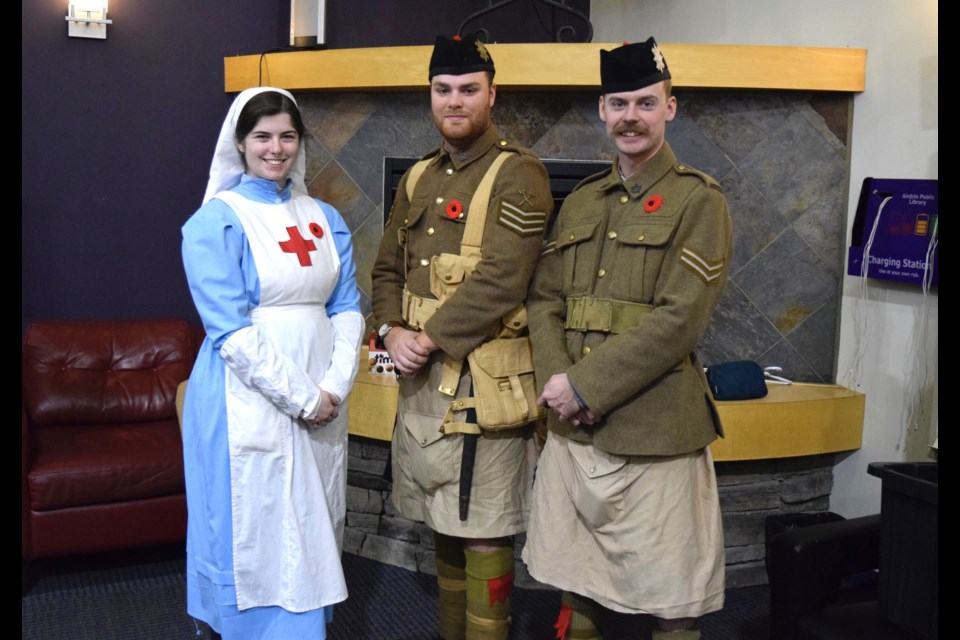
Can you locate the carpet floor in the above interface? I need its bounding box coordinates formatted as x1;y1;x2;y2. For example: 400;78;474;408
22;550;770;639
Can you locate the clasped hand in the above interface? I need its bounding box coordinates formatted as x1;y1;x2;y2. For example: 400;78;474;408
537;373;598;426
304;390;340;428
383;327;436;377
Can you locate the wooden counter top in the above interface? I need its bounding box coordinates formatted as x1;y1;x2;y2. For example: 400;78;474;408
349;349;865;462
711;382;864;461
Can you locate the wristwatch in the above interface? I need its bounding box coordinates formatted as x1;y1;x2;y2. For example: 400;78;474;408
376;321;400;349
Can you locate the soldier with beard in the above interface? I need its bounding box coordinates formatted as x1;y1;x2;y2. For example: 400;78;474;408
372;33;553;640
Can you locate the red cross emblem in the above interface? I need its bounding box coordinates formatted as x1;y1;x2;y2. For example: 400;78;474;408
278;226;317;267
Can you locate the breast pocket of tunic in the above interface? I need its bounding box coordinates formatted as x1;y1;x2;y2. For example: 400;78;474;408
402;192;433;228
556;220;600;293
431;191;473;225
610;222;676;301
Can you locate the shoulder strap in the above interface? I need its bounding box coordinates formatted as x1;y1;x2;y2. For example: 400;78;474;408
437;150;518;399
404;159;433;201
461;151;515;254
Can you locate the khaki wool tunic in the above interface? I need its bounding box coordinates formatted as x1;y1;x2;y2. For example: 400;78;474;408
371;125;553;537
522;142;731;617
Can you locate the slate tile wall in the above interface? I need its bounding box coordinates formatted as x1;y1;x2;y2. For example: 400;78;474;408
296;88;850;382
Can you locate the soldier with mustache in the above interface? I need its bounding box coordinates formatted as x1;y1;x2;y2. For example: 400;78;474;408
522;38;732;640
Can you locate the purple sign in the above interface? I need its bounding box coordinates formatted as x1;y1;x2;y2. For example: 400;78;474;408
847;178;938;287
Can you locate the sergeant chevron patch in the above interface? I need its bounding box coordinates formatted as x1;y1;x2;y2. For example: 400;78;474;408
679;245;724;284
498;201;547;237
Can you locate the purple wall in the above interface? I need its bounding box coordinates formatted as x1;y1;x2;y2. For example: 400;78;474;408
21;0;588;329
22;0;286;329
326;1;592;48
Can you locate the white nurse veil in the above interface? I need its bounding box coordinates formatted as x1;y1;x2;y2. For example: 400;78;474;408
202;86;308;205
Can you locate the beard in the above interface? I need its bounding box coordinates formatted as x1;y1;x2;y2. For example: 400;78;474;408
434;112;490;149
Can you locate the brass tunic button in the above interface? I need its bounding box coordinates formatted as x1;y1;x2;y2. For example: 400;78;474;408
678;164;687;171
499;139;509;146
638;233;645;242
619;194;629;204
420;258;430;267
597;268;606;277
608;231;618;240
435;196;444;204
445;168;454;175
427;227;435;236
403;218;408;225
582;346;591;355
568;233;576;241
458;213;464;219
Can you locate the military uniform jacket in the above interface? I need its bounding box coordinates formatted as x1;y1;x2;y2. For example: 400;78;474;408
372;126;553;361
527;142;732;456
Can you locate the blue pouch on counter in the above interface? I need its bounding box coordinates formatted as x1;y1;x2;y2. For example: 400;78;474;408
706;360;768;401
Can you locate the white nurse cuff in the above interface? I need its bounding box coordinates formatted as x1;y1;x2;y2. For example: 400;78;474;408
219;325;322;418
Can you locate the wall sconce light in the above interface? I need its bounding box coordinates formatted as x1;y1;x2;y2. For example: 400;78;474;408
66;1;112;39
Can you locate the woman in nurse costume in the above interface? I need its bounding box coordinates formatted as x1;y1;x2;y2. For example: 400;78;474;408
181;87;364;639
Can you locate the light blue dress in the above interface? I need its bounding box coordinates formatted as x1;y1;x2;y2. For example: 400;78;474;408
181;175;362;638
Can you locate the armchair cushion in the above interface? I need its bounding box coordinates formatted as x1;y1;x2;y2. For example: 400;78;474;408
23;320;195;426
29;422;185;510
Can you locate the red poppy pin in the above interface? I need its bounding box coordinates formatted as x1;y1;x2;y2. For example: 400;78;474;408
309;222;324;239
446;199;464;219
643;195;663;213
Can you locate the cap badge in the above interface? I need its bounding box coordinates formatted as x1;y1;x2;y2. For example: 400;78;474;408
652;43;666;73
475;40;491;62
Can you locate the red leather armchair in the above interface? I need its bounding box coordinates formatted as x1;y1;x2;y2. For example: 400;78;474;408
22;319;200;582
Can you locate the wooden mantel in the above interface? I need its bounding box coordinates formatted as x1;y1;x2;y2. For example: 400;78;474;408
224;43;866;93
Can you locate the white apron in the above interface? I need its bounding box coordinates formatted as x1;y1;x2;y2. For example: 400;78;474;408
217;190;348;613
